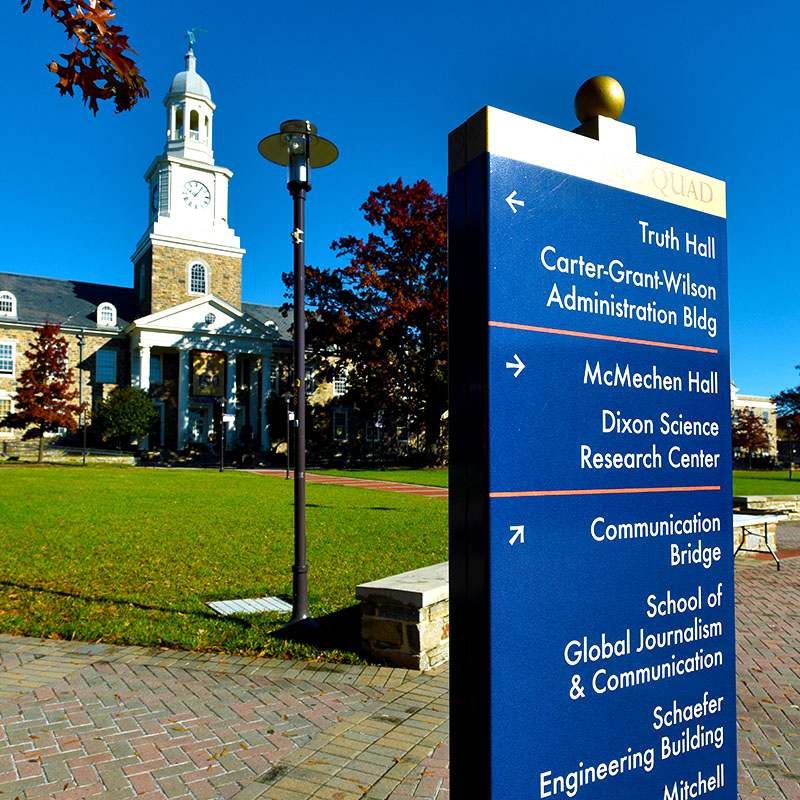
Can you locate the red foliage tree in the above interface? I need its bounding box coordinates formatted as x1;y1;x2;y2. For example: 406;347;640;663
1;323;84;462
732;407;771;469
292;179;448;462
22;0;148;113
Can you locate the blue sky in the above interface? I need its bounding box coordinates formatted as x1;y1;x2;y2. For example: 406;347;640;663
2;0;798;397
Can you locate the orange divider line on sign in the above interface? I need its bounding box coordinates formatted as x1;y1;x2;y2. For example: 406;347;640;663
490;486;721;498
487;321;719;354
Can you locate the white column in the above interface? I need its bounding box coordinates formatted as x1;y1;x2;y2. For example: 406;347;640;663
260;355;271;451
136;344;152;449
248;357;258;440
130;345;141;389
225;352;236;450
177;349;190;450
138;344;151;392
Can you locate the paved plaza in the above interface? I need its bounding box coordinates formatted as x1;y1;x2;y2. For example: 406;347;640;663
2;523;800;798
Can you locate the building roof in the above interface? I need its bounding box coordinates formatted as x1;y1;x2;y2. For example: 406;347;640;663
0;271;137;332
241;302;292;346
166;49;212;102
0;270;291;344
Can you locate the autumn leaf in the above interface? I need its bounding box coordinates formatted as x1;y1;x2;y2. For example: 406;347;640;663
21;0;148;113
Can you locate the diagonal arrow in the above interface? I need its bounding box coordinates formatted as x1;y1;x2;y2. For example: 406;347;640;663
509;525;525;546
506;190;524;213
505;354;525;378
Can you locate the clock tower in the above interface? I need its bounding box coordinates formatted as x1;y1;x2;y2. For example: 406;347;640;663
131;44;244;316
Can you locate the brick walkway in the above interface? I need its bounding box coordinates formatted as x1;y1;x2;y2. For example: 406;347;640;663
0;641;448;800
2;527;800;798
251;471;449;499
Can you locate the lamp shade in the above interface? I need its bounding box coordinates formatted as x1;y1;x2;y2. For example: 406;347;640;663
258;119;338;168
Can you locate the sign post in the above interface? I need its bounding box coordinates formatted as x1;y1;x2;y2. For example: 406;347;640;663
449;79;736;799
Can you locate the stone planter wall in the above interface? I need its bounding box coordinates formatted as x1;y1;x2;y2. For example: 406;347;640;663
356;563;449;672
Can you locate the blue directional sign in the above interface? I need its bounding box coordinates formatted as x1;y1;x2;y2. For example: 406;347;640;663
449;107;735;799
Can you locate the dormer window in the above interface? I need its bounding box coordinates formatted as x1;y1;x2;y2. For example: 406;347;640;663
97;302;117;327
188;261;208;294
0;291;16;317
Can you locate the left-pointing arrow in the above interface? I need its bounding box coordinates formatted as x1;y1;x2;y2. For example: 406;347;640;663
505;354;525;378
509;525;525;545
506;190;524;213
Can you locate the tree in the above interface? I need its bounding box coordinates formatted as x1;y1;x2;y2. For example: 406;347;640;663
0;322;84;462
22;0;148;113
774;368;800;418
732;407;770;469
92;386;157;448
290;178;447;463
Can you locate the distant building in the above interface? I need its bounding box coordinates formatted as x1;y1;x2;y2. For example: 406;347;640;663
730;381;778;463
1;46;291;452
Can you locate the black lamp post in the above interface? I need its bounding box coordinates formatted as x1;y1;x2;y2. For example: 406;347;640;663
789;421;793;481
258;120;338;628
76;331;87;466
283;391;293;480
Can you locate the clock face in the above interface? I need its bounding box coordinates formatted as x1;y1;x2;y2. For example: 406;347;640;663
182;180;211;209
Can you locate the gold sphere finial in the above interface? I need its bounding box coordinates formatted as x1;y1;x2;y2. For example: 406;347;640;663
574;76;625;124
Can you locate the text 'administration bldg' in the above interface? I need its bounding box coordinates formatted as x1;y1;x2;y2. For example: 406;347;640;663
0;46;291;452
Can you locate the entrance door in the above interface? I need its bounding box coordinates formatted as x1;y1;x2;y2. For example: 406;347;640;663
188;406;210;444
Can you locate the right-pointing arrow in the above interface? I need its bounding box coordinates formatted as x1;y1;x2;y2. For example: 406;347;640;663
509;525;525;546
505;354;525;378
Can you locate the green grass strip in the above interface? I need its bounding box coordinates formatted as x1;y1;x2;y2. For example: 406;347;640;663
0;465;447;663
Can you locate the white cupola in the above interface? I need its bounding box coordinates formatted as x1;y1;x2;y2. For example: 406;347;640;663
164;45;215;164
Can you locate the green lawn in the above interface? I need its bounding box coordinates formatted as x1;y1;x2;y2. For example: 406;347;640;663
4;464;792;663
0;465;447;663
733;470;800;496
310;467;449;488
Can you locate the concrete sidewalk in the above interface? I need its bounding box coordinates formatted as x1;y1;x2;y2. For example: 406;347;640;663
2;533;800;799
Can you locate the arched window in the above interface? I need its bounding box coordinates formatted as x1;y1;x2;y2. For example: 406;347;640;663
0;291;16;317
97;302;117;326
176;107;184;138
188;262;208;294
190;110;200;140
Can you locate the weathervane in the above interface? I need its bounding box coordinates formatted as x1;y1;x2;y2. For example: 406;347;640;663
185;27;208;49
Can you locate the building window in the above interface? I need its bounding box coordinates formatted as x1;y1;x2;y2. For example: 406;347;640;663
366;420;382;442
305;363;316;394
0;342;15;375
270;362;280;393
333;409;348;442
97;302;117;326
397;420;410;443
96;350;117;383
188;262;208;294
0;292;16;317
333;370;347;396
0;396;13;435
150;354;162;384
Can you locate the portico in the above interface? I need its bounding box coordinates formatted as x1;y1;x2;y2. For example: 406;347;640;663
128;294;278;450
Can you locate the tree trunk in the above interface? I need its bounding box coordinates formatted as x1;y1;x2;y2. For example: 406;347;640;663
37;434;44;463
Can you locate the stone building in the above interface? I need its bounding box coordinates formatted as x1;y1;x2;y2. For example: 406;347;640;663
0;46;289;453
731;381;778;462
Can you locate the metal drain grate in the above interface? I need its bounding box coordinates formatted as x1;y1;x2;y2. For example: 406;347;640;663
207;597;293;616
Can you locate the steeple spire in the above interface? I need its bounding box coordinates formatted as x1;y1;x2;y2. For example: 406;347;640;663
163;37;215;164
